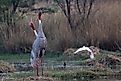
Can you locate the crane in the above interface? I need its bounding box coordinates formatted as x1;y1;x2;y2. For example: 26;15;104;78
74;46;95;60
29;12;47;76
29;18;38;37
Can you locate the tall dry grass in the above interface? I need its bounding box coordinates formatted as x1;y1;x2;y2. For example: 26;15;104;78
0;16;34;53
43;12;74;51
44;0;121;51
0;0;121;53
86;1;121;51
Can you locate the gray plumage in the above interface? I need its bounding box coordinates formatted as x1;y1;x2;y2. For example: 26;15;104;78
30;19;47;68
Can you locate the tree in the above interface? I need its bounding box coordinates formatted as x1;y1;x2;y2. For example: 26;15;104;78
54;0;95;30
0;0;36;26
76;0;95;23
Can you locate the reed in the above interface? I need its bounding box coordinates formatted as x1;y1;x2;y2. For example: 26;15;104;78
0;0;121;52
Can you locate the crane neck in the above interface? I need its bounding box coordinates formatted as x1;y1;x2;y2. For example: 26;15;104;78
37;20;46;38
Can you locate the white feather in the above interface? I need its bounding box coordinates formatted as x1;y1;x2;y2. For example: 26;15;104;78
33;30;38;37
90;52;94;59
74;46;95;59
39;20;42;24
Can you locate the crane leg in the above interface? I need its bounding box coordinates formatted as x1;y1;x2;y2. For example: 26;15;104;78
41;57;44;76
41;49;45;76
36;66;39;76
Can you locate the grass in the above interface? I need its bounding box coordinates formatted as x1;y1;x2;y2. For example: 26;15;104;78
0;53;29;63
1;67;118;81
1;66;113;81
0;50;120;65
0;50;121;81
43;65;116;81
47;69;99;80
0;0;121;53
10;71;34;79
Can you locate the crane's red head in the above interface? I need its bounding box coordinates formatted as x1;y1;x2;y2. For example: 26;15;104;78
29;19;35;30
38;11;42;20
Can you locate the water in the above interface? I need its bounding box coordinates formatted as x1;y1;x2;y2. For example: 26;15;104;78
59;79;121;81
8;60;121;81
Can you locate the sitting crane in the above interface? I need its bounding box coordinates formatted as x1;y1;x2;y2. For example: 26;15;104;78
74;46;95;60
29;12;47;76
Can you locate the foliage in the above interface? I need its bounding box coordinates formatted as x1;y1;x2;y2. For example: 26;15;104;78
0;0;36;25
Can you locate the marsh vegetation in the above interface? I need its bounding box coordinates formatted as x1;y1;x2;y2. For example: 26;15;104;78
0;0;121;81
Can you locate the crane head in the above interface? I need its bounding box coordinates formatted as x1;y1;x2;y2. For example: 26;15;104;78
38;11;42;20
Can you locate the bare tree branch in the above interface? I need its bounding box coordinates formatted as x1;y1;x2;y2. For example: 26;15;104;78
65;0;72;28
87;0;95;19
76;0;82;16
55;0;95;30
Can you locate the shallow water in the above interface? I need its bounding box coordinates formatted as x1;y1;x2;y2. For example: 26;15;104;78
9;60;121;81
61;79;121;81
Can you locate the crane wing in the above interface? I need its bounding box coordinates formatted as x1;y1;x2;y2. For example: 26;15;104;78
74;47;86;54
74;46;92;54
83;47;92;53
74;46;95;59
90;52;94;59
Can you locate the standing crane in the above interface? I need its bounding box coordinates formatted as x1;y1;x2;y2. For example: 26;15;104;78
29;12;47;76
74;46;95;60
